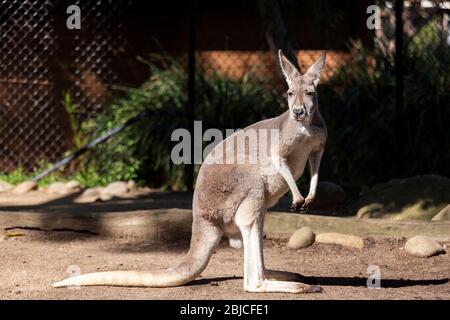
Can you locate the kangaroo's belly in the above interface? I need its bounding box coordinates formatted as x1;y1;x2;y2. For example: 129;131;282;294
263;174;289;208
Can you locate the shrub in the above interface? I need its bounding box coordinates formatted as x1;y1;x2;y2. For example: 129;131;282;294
77;55;285;190
319;18;450;186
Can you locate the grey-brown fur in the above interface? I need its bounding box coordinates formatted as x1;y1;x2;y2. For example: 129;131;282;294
53;50;327;293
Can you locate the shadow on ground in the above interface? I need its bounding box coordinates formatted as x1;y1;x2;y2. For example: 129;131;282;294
189;273;449;289
0;190;292;244
0;190;193;214
0;191;195;243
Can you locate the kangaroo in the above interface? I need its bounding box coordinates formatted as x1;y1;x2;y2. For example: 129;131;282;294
53;50;327;293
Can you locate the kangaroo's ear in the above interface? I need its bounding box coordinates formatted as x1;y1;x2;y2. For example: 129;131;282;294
305;51;327;86
278;49;300;87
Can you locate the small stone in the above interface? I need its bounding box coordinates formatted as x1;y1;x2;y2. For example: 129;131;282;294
12;180;37;195
360;185;370;195
404;235;445;258
76;187;102;203
431;205;450;221
315;232;364;249
65;180;81;192
47;182;69;194
127;180;137;191
83;188;101;197
0;181;13;193
100;193;113;202
102;181;128;196
287;227;315;249
352;175;450;220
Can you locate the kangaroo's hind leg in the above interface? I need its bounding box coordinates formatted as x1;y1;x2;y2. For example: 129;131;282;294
235;198;322;294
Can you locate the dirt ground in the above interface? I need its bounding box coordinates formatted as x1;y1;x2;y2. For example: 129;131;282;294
1;228;448;300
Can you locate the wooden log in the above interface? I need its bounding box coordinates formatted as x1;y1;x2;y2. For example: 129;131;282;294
1;209;449;241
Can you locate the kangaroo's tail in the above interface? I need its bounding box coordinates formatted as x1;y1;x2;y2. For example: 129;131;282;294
53;218;222;288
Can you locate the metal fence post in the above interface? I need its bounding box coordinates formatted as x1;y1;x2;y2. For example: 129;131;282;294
186;0;197;191
395;0;404;163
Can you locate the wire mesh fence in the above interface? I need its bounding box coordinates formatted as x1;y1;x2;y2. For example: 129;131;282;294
0;0;448;187
0;0;61;171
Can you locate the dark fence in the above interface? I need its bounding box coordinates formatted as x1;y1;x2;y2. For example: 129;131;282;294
0;0;449;187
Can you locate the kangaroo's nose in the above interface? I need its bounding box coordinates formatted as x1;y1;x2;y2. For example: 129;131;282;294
293;108;305;117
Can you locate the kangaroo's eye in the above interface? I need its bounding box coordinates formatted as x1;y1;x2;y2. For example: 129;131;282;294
287;91;294;97
305;91;315;97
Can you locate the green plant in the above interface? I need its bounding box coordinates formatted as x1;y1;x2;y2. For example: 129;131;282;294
0;168;29;185
62;91;85;149
77;54;285;190
319;19;450;186
0;166;66;187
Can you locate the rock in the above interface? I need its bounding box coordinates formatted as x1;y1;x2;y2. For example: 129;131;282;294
65;180;81;192
76;187;102;203
287;227;315;249
315;232;364;249
47;182;69;195
100;193;114;202
404;235;445;257
0;181;13;193
310;181;346;211
360;185;370;195
12;181;37;195
349;175;450;221
340;183;363;199
102;181;129;196
83;187;102;197
431;205;450;221
127;180;137;191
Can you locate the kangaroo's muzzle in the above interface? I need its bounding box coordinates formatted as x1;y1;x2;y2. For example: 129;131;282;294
293;107;307;121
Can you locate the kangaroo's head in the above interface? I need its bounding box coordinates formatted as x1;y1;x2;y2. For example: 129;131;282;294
278;50;326;124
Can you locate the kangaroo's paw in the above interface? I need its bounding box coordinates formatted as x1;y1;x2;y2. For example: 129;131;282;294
245;279;323;294
301;197;315;211
290;198;306;213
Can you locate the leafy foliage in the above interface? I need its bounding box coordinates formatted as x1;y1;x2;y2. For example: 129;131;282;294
77;55;285;190
0;167;63;187
319;19;450;186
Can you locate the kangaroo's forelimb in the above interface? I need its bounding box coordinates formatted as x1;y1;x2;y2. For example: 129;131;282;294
303;148;324;209
271;155;306;213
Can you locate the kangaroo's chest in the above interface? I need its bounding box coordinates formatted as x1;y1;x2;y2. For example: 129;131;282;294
287;143;312;179
282;124;325;173
262;125;326;207
260;142;309;203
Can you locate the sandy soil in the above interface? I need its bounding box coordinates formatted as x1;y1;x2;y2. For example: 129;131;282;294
1;229;448;300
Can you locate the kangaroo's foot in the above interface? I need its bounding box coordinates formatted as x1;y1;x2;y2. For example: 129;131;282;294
249;270;322;293
245;279;322;294
237;199;322;294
